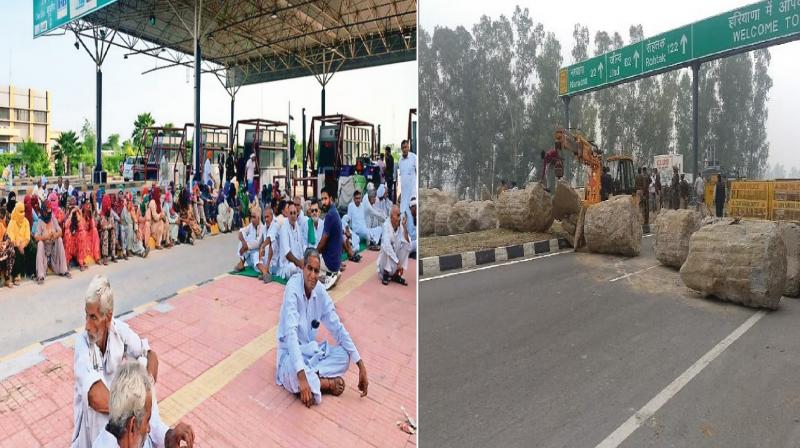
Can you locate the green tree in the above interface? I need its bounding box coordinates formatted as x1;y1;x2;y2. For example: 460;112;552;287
80;119;97;171
52;130;80;175
18;139;51;177
132;112;156;149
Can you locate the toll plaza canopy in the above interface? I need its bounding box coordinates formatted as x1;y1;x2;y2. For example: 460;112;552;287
58;0;417;86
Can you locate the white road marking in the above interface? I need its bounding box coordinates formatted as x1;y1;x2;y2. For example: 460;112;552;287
595;310;767;448
609;264;660;282
420;250;573;282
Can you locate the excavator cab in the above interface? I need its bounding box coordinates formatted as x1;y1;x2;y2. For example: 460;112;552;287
606;155;636;195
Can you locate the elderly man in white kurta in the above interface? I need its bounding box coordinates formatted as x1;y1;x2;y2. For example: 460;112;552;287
364;189;387;246
375;184;393;218
73;275;193;448
234;204;265;272
276;248;369;407
398;139;417;214
91;361;194;448
377;205;411;286
278;202;304;279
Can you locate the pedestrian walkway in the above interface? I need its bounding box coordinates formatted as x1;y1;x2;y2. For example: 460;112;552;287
0;250;417;447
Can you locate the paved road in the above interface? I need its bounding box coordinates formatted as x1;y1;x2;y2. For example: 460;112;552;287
420;236;800;447
0;232;239;357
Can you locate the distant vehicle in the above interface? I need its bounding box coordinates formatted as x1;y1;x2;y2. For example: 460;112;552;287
122;156;144;181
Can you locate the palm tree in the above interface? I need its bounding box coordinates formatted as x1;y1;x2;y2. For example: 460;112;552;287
132;112;155;150
53;131;80;175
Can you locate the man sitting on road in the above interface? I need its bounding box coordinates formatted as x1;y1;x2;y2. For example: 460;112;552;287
91;360;194;448
377;205;412;286
347;190;382;250
259;206;279;283
73;275;194;448
276;248;369;407
364;189;387;249
316;188;343;289
301;198;324;250
234;204;266;273
278;202;304;279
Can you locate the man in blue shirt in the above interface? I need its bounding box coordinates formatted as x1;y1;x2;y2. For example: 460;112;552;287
316;188;343;289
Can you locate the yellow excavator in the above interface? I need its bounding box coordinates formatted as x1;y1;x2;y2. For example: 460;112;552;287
552;128;636;205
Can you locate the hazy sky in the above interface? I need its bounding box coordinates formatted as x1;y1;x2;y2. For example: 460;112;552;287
421;0;798;170
0;2;416;149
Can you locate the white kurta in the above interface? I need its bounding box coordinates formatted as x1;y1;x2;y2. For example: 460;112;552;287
237;221;264;268
276;274;361;404
261;222;280;273
364;199;387;244
301;217;324;250
376;220;411;278
403;208;417;252
347;201;369;242
279;220;304;278
398;152;417;213
72;319;168;448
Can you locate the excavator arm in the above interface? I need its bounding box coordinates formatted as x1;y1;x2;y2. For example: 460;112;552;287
553;128;602;205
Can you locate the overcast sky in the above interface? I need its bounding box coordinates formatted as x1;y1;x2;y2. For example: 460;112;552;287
421;0;798;170
0;2;416;150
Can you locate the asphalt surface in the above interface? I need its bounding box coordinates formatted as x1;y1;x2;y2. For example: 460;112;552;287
0;231;239;357
420;236;800;447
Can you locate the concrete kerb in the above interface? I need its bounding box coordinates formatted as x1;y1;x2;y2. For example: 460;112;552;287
419;236;571;277
418;224;652;277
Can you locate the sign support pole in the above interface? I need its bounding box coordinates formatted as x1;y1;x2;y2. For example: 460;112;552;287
692;62;700;179
562;96;571;130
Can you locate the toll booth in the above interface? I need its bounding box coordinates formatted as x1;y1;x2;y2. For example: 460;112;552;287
234;119;289;195
184;123;229;187
306;114;376;205
134;127;187;187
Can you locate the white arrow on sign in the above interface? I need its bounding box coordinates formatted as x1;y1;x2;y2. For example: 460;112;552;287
598;62;604;76
633;50;640;68
680;34;688;54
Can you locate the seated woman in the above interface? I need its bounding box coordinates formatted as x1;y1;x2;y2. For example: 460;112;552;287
9;200;34;284
62;195;89;271
147;186;166;250
191;183;209;237
0;208;16;287
81;199;101;263
163;191;178;247
178;189;201;244
229;183;243;229
98;194;118;265
121;193;148;257
216;185;233;233
34;201;71;284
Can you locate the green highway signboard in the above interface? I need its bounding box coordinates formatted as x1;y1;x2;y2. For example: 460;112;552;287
559;0;800;96
33;0;119;38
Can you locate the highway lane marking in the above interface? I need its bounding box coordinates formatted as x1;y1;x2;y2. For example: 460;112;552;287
608;264;660;282
595;310;767;448
420;250;573;282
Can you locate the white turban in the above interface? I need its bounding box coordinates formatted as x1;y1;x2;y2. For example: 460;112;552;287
377;184;386;198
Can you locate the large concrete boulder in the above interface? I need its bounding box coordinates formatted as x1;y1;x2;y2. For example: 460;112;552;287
435;204;453;236
497;183;554;232
420;206;436;236
654;209;702;268
779;222;800;297
419;188;456;207
552;180;582;221
680;220;787;309
470;200;498;231
584;195;642;256
447;201;472;235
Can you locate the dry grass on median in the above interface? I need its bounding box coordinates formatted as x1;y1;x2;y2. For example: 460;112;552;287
420;222;569;258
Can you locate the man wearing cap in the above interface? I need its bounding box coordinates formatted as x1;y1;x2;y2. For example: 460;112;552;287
245;153;257;197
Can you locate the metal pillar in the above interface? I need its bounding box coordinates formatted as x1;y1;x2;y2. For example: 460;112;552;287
377;125;381;151
321;86;326;116
287;101;292;197
95;68;103;177
229;95;235;150
193;35;202;183
562;96;571;130
302;108;307;192
692;63;700;178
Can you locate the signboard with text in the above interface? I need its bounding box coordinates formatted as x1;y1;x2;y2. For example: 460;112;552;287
33;0;119;37
560;0;800;96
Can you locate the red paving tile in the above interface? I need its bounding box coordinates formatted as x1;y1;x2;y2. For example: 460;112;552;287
0;250;417;446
